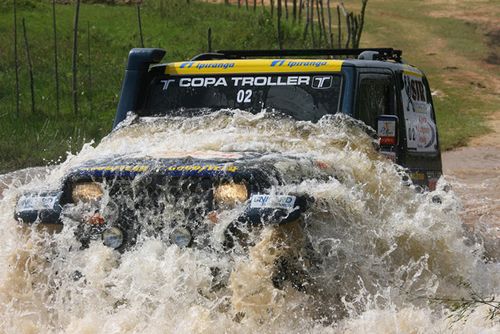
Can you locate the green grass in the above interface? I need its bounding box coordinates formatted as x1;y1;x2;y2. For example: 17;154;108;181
0;0;309;173
0;0;497;173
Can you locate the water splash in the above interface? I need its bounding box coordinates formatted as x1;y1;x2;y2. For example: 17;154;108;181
0;111;498;333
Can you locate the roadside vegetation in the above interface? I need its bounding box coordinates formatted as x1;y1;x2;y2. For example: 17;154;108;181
0;0;498;173
361;0;499;149
0;0;309;172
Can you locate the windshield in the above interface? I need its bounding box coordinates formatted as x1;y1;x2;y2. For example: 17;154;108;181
141;73;342;122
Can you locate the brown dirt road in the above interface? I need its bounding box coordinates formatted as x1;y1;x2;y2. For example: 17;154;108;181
442;118;499;258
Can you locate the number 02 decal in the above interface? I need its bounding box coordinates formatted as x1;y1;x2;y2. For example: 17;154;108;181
236;89;252;103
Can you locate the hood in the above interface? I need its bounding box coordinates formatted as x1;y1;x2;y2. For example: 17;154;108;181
64;149;334;186
65;150;273;181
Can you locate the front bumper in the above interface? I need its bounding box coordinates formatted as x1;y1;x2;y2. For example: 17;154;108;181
14;189;310;251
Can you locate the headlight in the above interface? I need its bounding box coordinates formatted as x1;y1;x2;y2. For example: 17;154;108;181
102;227;123;249
72;182;103;203
170;226;192;248
214;183;248;208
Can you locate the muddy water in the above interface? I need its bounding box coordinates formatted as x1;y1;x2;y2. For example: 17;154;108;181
0;111;498;333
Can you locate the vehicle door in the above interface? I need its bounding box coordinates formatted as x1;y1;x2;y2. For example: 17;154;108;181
354;69;399;162
397;70;442;190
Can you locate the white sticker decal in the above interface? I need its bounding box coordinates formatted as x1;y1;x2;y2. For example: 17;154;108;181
236;89;252;103
161;79;176;91
250;195;297;209
311;76;333;89
16;193;59;212
402;73;437;153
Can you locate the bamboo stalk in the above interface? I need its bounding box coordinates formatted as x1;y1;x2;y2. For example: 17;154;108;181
52;0;60;114
72;0;80;115
22;18;35;114
13;0;20;116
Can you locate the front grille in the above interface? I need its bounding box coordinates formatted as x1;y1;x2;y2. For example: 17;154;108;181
74;175;217;249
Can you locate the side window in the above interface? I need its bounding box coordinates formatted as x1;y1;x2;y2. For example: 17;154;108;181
356;75;395;129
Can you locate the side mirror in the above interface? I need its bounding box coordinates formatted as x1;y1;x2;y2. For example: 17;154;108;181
376;115;399;146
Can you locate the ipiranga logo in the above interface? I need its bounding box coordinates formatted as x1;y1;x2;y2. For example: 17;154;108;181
180;61;235;70
270;60;328;68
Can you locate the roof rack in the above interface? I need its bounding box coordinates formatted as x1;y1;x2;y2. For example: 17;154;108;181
190;48;403;62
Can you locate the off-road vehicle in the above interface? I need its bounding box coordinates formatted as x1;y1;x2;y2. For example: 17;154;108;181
14;48;442;287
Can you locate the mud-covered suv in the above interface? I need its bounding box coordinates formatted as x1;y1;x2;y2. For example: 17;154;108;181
15;48;442;257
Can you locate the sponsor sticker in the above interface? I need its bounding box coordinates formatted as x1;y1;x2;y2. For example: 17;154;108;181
16;192;61;212
165;59;343;74
250;195;296;209
378;118;397;145
402;73;438;153
79;164;238;175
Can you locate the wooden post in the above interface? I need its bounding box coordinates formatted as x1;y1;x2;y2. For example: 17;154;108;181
87;21;93;113
336;5;341;48
285;0;288;19
52;0;60;114
345;13;351;48
319;0;327;45
293;0;297;22
13;0;20;116
277;0;283;49
315;0;322;44
22;18;35;114
310;0;315;46
137;5;144;47
270;0;274;17
302;0;309;40
352;15;359;48
356;0;368;48
72;0;80;115
298;0;303;23
254;0;257;11
327;0;333;48
207;27;212;52
245;0;248;10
